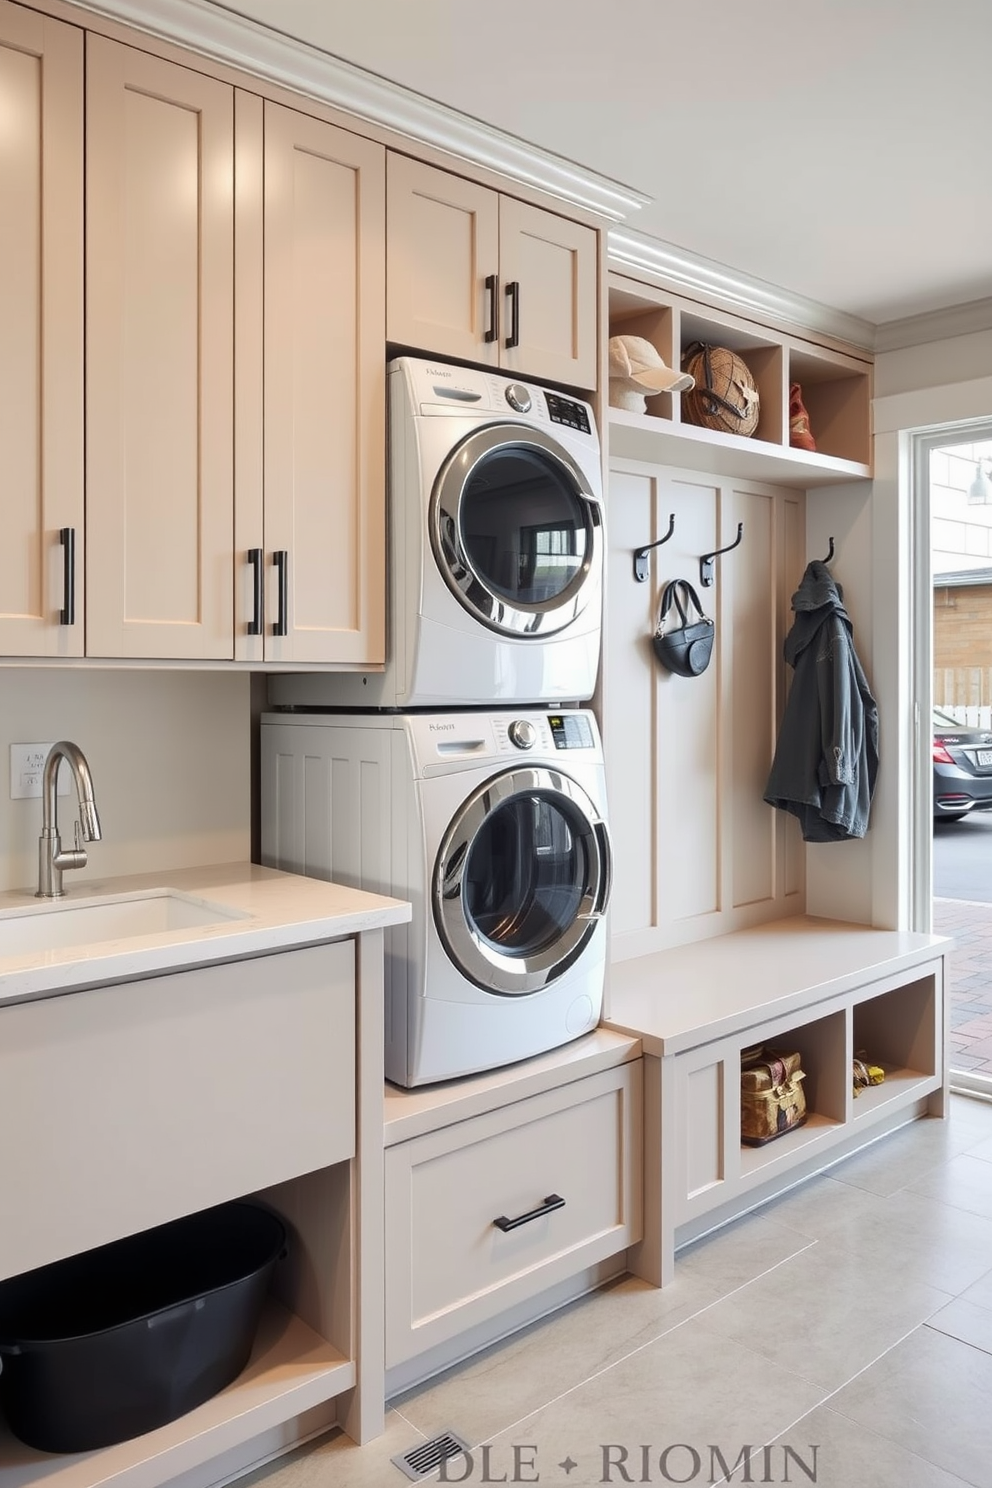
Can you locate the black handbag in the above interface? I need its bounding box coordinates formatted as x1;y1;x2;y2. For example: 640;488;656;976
653;580;715;677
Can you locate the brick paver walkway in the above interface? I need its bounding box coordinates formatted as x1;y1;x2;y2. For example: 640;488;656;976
934;897;992;1075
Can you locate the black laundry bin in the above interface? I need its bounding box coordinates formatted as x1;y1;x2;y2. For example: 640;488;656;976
0;1200;286;1454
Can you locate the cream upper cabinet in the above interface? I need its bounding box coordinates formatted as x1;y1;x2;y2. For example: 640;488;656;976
236;94;385;666
386;154;598;391
85;37;235;660
0;3;83;657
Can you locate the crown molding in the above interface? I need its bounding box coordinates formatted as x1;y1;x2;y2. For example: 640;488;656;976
608;226;877;352
73;0;650;222
874;297;992;355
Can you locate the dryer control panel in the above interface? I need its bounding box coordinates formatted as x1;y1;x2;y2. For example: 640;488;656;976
544;392;592;434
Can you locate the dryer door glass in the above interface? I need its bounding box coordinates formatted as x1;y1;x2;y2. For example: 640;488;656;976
431;425;603;637
433;766;612;996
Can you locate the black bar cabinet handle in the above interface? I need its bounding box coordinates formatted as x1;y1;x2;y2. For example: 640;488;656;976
59;527;75;626
484;273;498;344
505;280;520;349
273;550;288;637
246;548;263;636
493;1193;565;1233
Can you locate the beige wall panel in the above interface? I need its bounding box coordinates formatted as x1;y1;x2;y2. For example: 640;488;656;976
499;196;597;390
657;477;721;928
0;668;250;892
608;461;805;961
0;6;82;656
780;495;806;900
604;468;661;937
730;488;775;908
263;103;385;664
85;37;234;658
386;153;499;363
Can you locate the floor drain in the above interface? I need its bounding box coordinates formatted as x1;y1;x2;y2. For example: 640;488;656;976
393;1430;472;1481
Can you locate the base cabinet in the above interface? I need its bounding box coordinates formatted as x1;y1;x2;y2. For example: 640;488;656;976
384;1044;642;1374
606;919;948;1285
0;938;371;1488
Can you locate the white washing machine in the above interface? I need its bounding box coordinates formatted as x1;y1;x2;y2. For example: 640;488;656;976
268;356;604;711
260;708;612;1087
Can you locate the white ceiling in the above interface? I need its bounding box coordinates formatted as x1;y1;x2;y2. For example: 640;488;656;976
205;0;992;327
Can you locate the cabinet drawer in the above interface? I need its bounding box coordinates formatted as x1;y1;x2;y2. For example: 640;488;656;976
0;942;355;1281
385;1061;641;1367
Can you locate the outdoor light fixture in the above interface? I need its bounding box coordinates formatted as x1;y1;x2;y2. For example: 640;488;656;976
967;458;992;504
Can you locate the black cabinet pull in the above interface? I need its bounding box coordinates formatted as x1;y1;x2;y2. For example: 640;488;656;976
505;280;520;350
59;527;75;626
273;550;288;637
484;273;498;343
493;1193;565;1232
246;548;263;636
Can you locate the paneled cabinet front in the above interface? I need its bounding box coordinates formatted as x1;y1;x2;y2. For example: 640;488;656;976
386;154;597;391
0;3;83;657
86;37;235;659
384;1061;642;1368
2;28;385;666
235;95;385;666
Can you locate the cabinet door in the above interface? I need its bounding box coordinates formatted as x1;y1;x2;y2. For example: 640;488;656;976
499;197;598;390
386;153;499;367
85;38;234;659
263;102;385;665
0;4;83;657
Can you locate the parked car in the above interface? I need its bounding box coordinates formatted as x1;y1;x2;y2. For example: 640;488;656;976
933;707;992;819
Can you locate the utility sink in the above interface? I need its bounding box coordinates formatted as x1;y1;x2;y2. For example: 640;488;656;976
0;889;247;958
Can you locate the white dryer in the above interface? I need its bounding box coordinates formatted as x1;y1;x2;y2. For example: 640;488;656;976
268;357;604;711
260;708;612;1087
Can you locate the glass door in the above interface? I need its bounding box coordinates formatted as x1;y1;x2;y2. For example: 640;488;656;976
430;425;602;636
928;430;992;1097
433;766;611;995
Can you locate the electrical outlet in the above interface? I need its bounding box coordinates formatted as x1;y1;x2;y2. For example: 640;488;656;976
9;743;70;801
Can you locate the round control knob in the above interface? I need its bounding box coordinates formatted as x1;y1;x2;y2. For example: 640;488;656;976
505;383;532;414
508;719;538;750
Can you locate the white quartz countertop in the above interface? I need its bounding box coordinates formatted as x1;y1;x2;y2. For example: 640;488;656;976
0;862;411;1007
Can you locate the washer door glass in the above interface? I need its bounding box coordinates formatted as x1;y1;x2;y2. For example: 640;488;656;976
431;424;602;637
434;767;612;996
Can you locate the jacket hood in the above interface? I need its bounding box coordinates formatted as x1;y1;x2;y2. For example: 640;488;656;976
784;560;852;667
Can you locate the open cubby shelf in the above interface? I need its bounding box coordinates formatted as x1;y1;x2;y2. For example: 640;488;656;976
607;270;873;486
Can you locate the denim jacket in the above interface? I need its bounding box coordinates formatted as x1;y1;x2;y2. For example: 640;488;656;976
764;561;879;842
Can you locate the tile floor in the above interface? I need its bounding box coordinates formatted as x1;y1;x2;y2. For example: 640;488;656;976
244;1092;992;1488
935;898;992;1077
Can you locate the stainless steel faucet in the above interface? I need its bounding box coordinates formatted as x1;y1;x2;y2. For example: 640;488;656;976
36;741;103;898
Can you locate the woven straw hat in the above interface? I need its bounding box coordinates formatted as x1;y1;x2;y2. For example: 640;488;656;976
681;343;760;437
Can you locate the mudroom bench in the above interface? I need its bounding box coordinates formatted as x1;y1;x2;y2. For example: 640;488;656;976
604;915;949;1284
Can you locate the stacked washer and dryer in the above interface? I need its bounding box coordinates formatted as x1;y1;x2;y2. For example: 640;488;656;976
261;357;613;1087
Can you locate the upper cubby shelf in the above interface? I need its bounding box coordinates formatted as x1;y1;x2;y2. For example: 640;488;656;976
607;272;873;488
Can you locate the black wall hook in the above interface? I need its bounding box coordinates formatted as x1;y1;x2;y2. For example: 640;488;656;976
822;536;835;564
633;513;675;582
699;523;744;587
